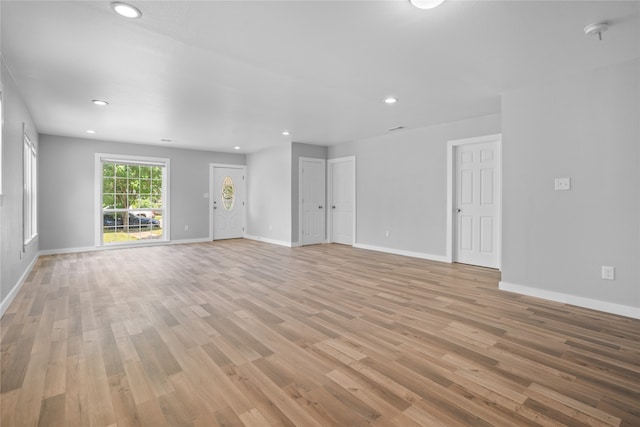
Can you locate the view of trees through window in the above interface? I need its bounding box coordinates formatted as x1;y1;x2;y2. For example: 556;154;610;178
102;161;164;244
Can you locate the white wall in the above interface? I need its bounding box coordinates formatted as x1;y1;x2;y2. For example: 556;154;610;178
246;144;292;244
38;134;245;251
1;57;40;313
501;59;640;317
329;113;500;258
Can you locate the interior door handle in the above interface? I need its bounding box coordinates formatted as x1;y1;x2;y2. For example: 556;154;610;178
456;208;461;213
332;206;336;209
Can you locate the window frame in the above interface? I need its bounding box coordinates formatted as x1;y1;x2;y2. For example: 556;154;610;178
23;126;37;246
95;153;170;246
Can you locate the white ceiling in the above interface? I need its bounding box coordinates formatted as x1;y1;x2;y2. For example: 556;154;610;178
1;1;638;153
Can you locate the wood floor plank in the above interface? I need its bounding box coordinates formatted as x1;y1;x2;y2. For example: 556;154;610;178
2;240;639;426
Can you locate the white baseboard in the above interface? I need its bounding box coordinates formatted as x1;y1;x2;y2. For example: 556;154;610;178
354;243;449;263
39;238;213;256
1;254;40;317
170;238;212;245
244;235;294;248
499;281;640;320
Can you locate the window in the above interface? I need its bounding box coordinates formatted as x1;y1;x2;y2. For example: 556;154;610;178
221;175;235;210
96;154;169;245
23;127;37;245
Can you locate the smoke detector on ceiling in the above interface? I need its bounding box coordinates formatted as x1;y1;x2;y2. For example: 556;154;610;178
584;22;608;41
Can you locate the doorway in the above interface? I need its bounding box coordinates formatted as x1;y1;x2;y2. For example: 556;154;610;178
447;134;501;269
210;164;246;240
299;157;326;245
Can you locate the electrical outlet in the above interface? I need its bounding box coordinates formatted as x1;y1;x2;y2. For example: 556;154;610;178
602;266;615;280
385;230;390;238
184;225;189;231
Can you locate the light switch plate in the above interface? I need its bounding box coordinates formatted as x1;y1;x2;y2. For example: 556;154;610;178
602;266;615;280
554;177;571;191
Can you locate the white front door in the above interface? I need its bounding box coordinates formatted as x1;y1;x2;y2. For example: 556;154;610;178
454;140;500;268
300;158;326;245
212;166;245;240
328;157;355;245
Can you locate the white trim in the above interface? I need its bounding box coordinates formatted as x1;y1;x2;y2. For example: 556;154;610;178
327;156;357;246
446;133;502;268
245;234;295;248
209;163;247;241
1;254;39;317
354;243;449;263
499;281;640;320
95;153;171;247
38;238;214;256
298;157;326;246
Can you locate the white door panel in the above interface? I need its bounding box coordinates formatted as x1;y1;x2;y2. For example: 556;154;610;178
329;158;355;245
213;166;245;240
455;141;500;268
300;158;326;245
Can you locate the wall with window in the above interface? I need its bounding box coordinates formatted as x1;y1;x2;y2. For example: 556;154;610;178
38;134;245;252
1;57;40;313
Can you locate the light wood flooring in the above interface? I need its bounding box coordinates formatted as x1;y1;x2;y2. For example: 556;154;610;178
1;240;639;426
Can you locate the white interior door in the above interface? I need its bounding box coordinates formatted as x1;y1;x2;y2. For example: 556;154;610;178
454;141;500;268
328;157;355;245
300;158;326;245
212;166;245;240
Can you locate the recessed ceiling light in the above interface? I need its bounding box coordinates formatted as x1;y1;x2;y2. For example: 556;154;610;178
92;99;109;106
282;131;291;136
409;0;446;10
111;2;142;19
234;146;241;150
385;97;398;104
87;130;96;134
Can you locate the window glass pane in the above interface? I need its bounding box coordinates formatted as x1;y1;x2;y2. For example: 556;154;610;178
127;179;139;195
103;177;114;194
151;166;162;180
100;158;167;245
115;194;127;209
221;176;235;211
127;165;139;178
140;179;151;195
103;194;114;208
115;178;127;193
140;166;151;179
103;163;114;177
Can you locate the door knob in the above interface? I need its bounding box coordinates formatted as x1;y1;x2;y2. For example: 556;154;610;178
332;206;336;209
318;205;323;209
456;208;461;213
